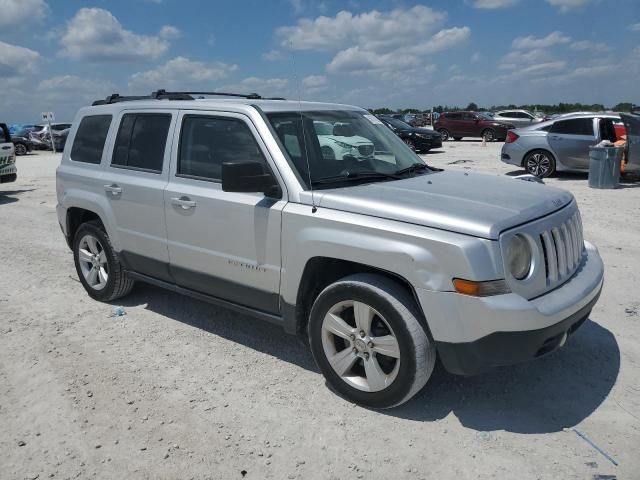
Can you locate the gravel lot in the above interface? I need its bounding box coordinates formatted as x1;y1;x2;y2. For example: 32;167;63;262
1;143;639;480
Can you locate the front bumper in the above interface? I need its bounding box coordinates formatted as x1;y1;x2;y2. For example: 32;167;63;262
0;163;17;181
415;136;442;150
417;241;604;375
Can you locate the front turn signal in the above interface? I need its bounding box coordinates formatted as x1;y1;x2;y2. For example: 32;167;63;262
453;278;511;297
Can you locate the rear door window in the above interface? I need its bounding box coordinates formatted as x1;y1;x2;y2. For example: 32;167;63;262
70;115;112;164
111;113;172;173
550;118;594;136
448;113;462;120
177;115;267;182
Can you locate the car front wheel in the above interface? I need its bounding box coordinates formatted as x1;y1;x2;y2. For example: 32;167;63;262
308;274;436;409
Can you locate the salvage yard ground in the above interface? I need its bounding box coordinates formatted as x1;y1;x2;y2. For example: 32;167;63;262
1;144;639;480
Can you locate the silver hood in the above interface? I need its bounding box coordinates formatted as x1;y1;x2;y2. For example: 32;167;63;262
302;171;574;239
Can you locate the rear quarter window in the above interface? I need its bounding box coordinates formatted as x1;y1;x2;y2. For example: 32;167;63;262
550;118;594;136
0;124;9;143
70;115;112;164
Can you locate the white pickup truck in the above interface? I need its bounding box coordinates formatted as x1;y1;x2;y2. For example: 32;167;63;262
0;123;17;184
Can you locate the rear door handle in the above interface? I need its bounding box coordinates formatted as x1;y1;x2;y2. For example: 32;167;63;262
104;184;122;195
1;146;11;150
171;196;196;209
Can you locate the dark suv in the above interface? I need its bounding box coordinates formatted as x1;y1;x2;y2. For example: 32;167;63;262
434;112;514;142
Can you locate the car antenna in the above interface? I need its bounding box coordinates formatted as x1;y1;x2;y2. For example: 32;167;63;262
290;40;317;213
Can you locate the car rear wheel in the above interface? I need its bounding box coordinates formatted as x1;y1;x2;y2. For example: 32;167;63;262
524;149;556;178
437;129;450;141
14;143;27;156
482;128;495;142
73;221;134;302
308;273;436;409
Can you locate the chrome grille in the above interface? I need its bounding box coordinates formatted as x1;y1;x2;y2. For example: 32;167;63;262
539;210;584;285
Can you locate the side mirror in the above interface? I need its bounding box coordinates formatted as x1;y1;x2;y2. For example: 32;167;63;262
222;161;281;198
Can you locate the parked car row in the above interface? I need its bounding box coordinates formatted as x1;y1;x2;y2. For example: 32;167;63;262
5;122;71;154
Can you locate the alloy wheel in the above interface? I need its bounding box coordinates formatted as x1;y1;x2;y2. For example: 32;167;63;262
526;152;552;177
321;300;401;392
14;143;27;156
77;234;109;290
483;129;495;142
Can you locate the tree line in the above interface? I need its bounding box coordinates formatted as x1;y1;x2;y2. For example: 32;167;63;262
369;102;635;115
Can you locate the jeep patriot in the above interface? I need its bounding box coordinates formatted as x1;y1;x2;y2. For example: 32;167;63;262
56;91;604;408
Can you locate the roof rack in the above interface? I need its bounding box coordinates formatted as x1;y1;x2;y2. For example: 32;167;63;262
92;89;285;105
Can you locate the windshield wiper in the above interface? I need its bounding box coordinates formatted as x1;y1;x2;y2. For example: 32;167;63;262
311;171;401;186
394;163;430;176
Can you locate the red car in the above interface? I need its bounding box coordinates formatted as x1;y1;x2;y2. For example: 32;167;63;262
433;111;514;142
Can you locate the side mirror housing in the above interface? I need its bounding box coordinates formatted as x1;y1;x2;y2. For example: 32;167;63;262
222;161;281;198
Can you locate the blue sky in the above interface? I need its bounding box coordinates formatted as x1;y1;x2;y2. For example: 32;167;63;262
1;0;639;122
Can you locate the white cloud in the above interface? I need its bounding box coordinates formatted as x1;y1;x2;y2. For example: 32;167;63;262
59;8;173;62
302;75;328;89
37;75;116;102
469;0;517;9
569;40;610;53
0;41;40;77
129;56;238;91
408;27;470;55
327;47;418;74
545;0;593;12
471;52;482;63
262;49;284;61
237;77;288;92
277;6;467;76
512;31;571;49
277;6;448;52
630;23;640;32
499;48;552;69
159;25;180;39
0;0;48;29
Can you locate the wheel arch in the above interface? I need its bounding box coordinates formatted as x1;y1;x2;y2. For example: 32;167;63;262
65;207;108;249
287;256;430;338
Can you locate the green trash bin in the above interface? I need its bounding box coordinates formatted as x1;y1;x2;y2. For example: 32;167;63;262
588;146;623;189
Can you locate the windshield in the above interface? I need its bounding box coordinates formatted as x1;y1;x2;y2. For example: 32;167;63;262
267;110;432;189
382;117;412;130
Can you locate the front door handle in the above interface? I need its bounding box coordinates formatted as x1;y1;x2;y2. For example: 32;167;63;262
104;184;122;195
171;196;197;209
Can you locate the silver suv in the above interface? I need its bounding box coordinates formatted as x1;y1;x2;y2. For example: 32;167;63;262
56;91;604;408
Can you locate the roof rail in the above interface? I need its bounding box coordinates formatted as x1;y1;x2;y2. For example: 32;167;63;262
92;90;286;106
152;89;286;100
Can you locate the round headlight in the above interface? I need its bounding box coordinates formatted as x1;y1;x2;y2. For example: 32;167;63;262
507;234;532;280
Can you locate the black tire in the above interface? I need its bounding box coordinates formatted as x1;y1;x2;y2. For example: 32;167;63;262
308;273;436;409
14;142;27;156
73;221;134;302
481;128;495;142
403;138;416;151
453;137;462;141
523;149;556;178
437;129;450;142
